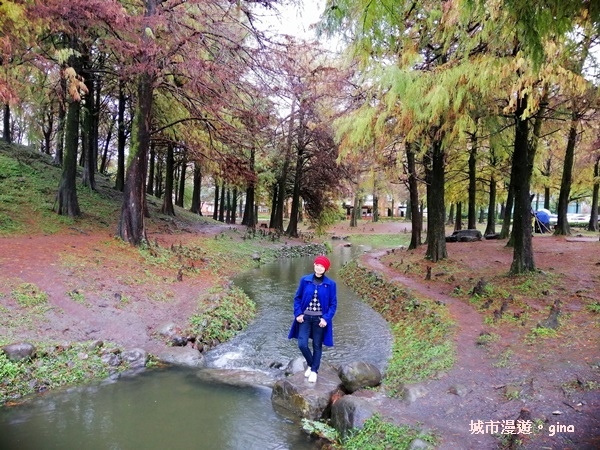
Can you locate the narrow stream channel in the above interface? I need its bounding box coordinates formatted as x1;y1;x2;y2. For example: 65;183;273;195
0;245;392;450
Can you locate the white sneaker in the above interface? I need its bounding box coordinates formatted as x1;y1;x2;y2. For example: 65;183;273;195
307;372;317;383
304;368;312;377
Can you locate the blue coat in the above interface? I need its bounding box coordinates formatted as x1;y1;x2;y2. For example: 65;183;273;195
288;273;337;346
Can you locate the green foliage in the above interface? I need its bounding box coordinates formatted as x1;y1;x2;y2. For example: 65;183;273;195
189;286;256;345
0;341;130;405
67;289;86;304
586;302;600;314
0;352;23;381
311;204;344;236
526;326;558;342
339;415;437;450
301;419;338;442
11;283;48;307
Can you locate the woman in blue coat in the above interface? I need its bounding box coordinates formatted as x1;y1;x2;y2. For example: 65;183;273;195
288;255;337;383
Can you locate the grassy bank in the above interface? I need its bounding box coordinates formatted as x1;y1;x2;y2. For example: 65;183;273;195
340;260;456;396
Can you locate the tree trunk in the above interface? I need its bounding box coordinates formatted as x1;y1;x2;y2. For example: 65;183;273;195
99;113;115;174
273;100;295;232
160;143;175;216
372;194;379;222
147;145;155;196
176;155;186;208
447;203;454;225
269;183;278;228
154;151;163;198
55;86;81;217
81;66;96;190
425;138;447;262
41;107;54;155
468;137;477;229
350;191;360;228
554;112;578;236
3;103;11;143
219;181;227;223
218;182;225;222
240;146;257;228
589;156;599;233
117;5;156;246
231;187;237;224
242;184;255;227
454;202;462;231
286;103;305;238
54;81;66;166
225;188;231;224
543;156;552;211
509;94;535;274
190;160;203;215
500;180;514;240
114;81;126;191
213;179;219;221
406;143;421;250
484;175;497;236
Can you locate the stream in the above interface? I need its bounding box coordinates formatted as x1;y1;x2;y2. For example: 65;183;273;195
0;245;392;450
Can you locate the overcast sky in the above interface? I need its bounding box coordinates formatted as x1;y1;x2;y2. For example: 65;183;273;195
259;0;326;40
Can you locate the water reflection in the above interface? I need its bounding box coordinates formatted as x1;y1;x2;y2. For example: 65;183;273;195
0;368;318;450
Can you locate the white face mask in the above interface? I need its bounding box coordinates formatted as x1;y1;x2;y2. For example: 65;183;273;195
314;264;326;276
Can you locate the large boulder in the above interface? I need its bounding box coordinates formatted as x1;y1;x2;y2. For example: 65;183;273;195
338;361;382;393
155;346;205;368
196;368;278;388
330;395;376;439
445;229;482;242
271;363;342;420
284;356;307;376
1;342;36;362
121;348;148;368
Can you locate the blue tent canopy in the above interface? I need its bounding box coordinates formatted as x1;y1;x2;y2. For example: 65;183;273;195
535;210;550;223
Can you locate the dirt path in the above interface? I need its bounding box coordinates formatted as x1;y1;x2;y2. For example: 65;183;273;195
338;225;600;450
358;250;500;448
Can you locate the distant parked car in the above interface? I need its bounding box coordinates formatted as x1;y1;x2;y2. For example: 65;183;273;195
567;214;590;226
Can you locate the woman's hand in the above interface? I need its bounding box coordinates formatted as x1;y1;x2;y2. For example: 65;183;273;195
296;314;304;323
319;318;327;328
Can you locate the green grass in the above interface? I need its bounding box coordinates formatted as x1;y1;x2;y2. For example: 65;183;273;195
384;314;455;396
11;283;48;307
348;234;411;248
188;286;256;347
525;326;558;343
0;341;130;405
338;415;437;450
586;302;600;314
0;144;119;236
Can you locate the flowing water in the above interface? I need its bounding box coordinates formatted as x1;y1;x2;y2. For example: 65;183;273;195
0;245;392;450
